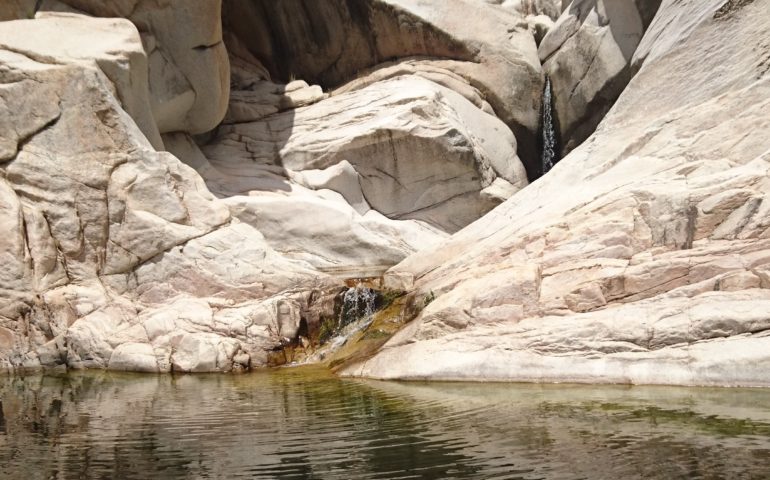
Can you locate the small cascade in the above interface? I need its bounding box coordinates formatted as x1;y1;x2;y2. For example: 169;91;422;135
339;285;377;328
300;283;380;364
541;76;559;175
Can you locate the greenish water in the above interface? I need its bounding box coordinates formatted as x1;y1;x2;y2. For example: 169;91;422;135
1;368;769;479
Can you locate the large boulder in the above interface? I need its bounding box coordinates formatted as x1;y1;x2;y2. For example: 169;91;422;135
166;130;449;277
203;76;528;234
538;0;662;157
223;0;544;176
178;72;527;274
341;0;770;387
0;12;163;149
40;0;230;135
193;2;533;274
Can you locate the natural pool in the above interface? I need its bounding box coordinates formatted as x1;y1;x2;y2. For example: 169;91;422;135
1;368;769;479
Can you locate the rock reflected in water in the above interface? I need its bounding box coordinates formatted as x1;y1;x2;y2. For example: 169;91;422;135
1;369;769;479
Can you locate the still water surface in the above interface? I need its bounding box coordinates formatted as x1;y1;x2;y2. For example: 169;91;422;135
1;368;769;479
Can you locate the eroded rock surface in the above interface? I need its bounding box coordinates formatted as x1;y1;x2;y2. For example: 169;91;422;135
0;12;333;373
539;0;662;157
204;76;527;233
1;0;536;373
188;3;533;273
224;0;545;175
39;0;230;135
0;13;163;149
342;0;770;387
4;0;766;384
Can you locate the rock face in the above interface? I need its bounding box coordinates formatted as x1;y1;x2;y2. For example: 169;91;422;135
0;11;333;373
0;1;533;372
0;12;162;149
224;0;545;176
188;0;534;272
39;0;231;136
539;0;662;156
189;74;526;273
204;76;527;233
4;0;767;386
342;0;770;387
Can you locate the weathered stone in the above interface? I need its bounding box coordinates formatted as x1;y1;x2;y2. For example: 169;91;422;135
42;0;230;135
109;343;159;372
204;76;528;234
223;80;325;124
224;0;544;175
539;0;662;157
0;13;333;373
2;0;768;386
342;0;770;387
0;12;163;149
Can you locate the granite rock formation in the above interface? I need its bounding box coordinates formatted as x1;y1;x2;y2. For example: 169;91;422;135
342;0;770;387
2;0;769;385
539;0;662;156
0;0;535;372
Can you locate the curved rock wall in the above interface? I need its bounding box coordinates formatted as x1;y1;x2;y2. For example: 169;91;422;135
42;0;230;136
191;0;536;272
223;0;474;88
0;0;536;373
224;0;545;176
343;0;770;387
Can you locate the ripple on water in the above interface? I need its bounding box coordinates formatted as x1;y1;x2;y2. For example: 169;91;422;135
0;369;769;479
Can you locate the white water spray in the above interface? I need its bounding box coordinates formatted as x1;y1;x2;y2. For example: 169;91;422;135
541;76;558;175
302;284;378;363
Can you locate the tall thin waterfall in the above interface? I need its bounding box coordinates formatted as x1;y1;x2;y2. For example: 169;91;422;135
541;76;558;175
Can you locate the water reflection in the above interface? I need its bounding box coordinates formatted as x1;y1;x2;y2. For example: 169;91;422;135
1;369;769;479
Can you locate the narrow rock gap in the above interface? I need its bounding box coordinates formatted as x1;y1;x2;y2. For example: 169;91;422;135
538;75;559;178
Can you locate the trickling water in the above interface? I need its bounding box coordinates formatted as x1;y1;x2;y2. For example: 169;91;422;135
339;285;377;328
303;284;379;363
541;76;558;175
